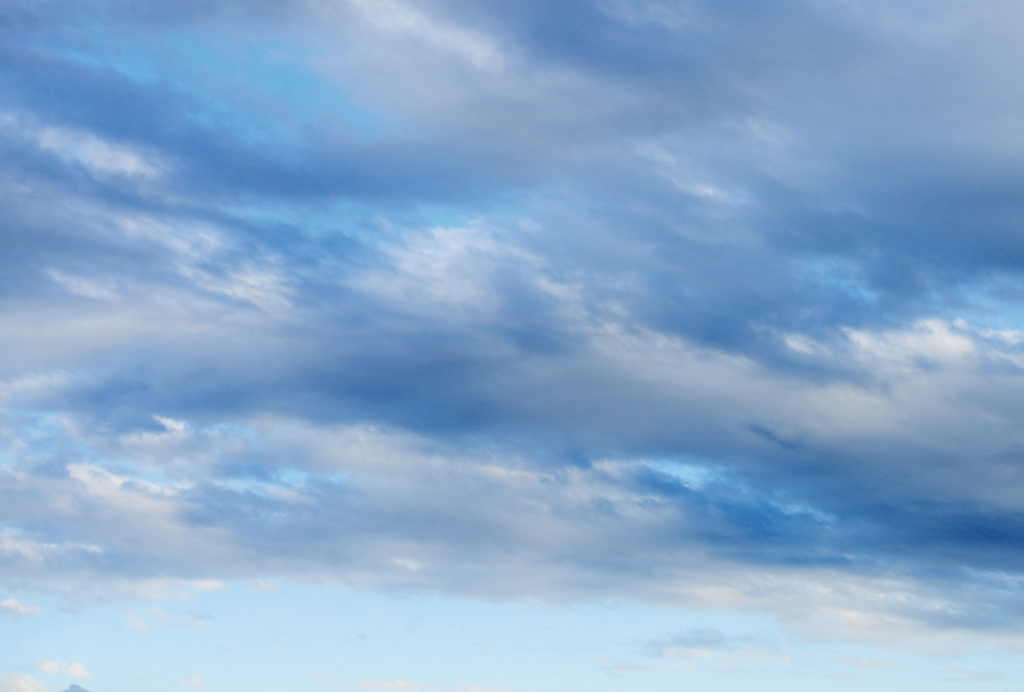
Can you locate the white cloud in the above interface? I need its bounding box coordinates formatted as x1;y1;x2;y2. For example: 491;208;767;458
47;269;119;301
0;598;41;619
37;126;166;179
635;143;747;210
0;528;103;564
838;656;898;670
126;610;151;632
942;666;1006;682
0;674;47;692
652;644;793;662
251;579;283;591
37;661;91;678
151;608;207;631
352;682;431;692
344;682;506;692
845;318;975;366
595;0;703;29
351;225;518;315
340;0;503;70
127;608;206;632
0;111;167;180
179;673;204;688
190;580;225;592
0;405;1014;643
177;260;294;313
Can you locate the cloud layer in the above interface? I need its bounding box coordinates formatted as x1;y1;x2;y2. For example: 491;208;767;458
3;0;1024;643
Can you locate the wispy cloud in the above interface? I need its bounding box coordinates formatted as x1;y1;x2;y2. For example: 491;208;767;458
340;680;506;692
644;628;792;662
179;673;204;688
0;674;47;692
36;662;91;679
0;598;41;619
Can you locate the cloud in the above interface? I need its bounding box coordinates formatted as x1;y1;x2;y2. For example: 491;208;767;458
6;0;1024;653
35;125;167;179
644;628;792;662
0;112;167;180
126;608;206;632
339;0;504;70
342;681;506;692
0;675;46;692
36;663;90;679
126;610;151;632
942;666;1006;682
250;579;282;591
179;673;204;688
836;657;897;670
0;598;41;619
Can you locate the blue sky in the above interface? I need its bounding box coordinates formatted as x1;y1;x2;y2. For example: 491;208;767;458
5;1;1024;690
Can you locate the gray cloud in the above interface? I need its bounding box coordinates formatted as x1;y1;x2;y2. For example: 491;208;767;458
3;0;1024;643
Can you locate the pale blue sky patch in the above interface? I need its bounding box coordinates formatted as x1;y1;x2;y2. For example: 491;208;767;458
7;584;1024;691
947;275;1024;332
647;459;719;489
161;30;398;142
3;583;1007;692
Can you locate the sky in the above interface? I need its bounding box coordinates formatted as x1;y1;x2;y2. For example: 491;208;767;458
4;0;1024;690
